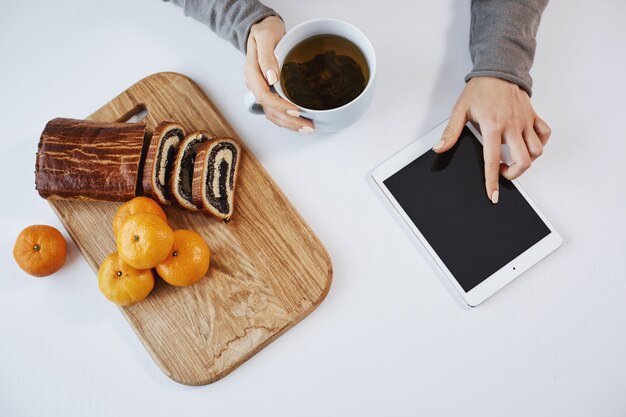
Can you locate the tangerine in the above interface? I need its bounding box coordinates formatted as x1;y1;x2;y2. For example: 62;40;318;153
116;212;174;269
112;196;168;238
98;252;154;306
13;225;67;277
156;230;211;286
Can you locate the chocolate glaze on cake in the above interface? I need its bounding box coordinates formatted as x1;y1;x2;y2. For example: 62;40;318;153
36;118;147;202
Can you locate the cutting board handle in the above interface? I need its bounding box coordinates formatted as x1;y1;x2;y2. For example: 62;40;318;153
88;90;150;129
119;105;149;124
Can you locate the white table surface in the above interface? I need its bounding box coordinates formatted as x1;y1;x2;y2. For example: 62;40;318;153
1;0;625;416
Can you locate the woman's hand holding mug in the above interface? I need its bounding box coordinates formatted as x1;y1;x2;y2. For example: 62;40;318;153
244;16;315;134
244;19;377;133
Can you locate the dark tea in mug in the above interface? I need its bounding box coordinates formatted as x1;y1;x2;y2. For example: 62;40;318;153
280;34;370;110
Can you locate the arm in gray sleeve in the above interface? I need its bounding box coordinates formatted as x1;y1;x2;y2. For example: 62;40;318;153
466;0;549;96
163;0;279;52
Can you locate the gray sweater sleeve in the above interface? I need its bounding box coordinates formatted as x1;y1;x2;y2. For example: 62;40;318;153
466;0;548;96
163;0;279;52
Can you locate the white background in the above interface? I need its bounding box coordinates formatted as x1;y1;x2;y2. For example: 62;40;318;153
1;1;625;416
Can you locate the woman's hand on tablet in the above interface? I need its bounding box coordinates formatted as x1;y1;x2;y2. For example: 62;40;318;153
244;16;315;134
432;77;551;204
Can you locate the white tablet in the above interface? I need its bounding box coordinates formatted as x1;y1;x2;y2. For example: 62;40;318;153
372;121;562;307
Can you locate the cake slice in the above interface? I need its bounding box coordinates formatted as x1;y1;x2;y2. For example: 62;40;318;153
192;138;241;221
169;131;213;211
142;121;184;205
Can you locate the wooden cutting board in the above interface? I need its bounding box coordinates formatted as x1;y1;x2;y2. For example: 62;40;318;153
48;72;332;385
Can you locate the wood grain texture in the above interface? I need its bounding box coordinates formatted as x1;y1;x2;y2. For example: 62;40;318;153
36;118;147;201
47;72;332;385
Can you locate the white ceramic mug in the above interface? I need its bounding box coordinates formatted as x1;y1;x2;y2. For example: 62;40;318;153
244;18;377;133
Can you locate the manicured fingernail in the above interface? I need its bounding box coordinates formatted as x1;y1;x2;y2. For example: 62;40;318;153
266;69;278;85
298;126;314;134
432;140;445;151
286;109;301;117
491;190;499;204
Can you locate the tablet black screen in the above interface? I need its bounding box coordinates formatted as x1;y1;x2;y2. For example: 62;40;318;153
383;127;551;292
